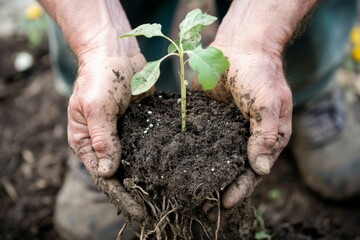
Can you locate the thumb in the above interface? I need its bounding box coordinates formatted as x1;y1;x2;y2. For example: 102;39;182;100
247;96;292;176
88;113;121;178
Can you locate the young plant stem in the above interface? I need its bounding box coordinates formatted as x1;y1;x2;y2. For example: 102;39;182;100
179;52;186;132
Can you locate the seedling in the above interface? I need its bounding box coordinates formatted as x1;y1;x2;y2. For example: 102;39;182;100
121;9;229;132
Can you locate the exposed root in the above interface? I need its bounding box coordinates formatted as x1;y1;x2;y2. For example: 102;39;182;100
116;220;128;240
126;182;225;239
145;207;178;238
215;191;221;240
189;216;211;239
140;224;146;240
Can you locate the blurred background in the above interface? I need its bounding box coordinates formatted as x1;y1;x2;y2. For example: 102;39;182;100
0;0;69;239
0;0;360;239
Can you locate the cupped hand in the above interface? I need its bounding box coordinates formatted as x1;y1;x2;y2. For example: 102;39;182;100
67;51;147;221
201;44;293;211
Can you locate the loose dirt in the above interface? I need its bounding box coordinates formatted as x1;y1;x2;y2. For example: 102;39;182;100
119;92;251;239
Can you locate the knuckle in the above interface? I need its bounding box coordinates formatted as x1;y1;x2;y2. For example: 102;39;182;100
90;130;120;155
91;135;110;153
68;138;94;162
81;96;101;113
250;131;278;149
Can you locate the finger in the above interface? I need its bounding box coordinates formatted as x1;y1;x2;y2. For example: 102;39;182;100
68;89;122;178
247;87;292;176
222;169;262;209
88;113;121;178
68;107;145;221
67;99;98;175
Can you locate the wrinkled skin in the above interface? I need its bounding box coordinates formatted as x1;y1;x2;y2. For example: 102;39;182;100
39;0;150;220
196;0;318;215
202;45;293;210
68;54;145;178
67;53;147;220
40;0;317;221
197;45;293;218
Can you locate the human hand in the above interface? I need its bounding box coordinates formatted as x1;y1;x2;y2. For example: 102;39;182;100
67;50;147;221
199;0;319;213
212;46;292;208
199;45;292;219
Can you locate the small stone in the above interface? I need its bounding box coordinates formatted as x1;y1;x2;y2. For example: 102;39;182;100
138;104;141;107
161;175;164;179
158;95;163;99
14;51;34;72
227;161;231;164
147;111;152;115
183;170;187;173
146;119;150;122
149;124;154;128
36;179;47;189
143;130;148;134
211;168;215;172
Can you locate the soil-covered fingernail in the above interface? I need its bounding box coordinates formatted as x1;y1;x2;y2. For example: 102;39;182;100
98;158;113;177
253;155;270;175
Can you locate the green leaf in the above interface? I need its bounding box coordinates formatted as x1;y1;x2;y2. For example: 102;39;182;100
180;25;203;51
131;58;165;95
254;231;271;240
120;23;164;38
187;46;229;90
179;9;217;37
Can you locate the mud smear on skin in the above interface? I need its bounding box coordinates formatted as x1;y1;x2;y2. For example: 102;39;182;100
118;91;252;239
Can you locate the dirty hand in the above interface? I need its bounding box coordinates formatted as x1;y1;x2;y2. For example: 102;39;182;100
210;45;292;209
38;0;150;220
67;50;146;220
68;53;145;177
199;0;317;211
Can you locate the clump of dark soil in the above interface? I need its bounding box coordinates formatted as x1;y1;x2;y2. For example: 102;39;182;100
119;91;251;239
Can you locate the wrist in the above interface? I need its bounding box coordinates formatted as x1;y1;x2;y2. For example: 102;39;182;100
40;0;140;63
214;0;318;57
75;28;140;66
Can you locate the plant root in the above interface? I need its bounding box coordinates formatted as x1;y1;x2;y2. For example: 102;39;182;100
215;191;221;240
116;220;128;240
127;183;226;239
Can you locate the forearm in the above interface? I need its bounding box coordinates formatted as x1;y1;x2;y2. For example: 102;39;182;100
215;0;318;56
39;0;139;61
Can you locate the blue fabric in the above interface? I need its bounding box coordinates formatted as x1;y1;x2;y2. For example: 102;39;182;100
285;0;358;105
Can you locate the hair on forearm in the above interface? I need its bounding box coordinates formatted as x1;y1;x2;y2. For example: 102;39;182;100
287;2;319;46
